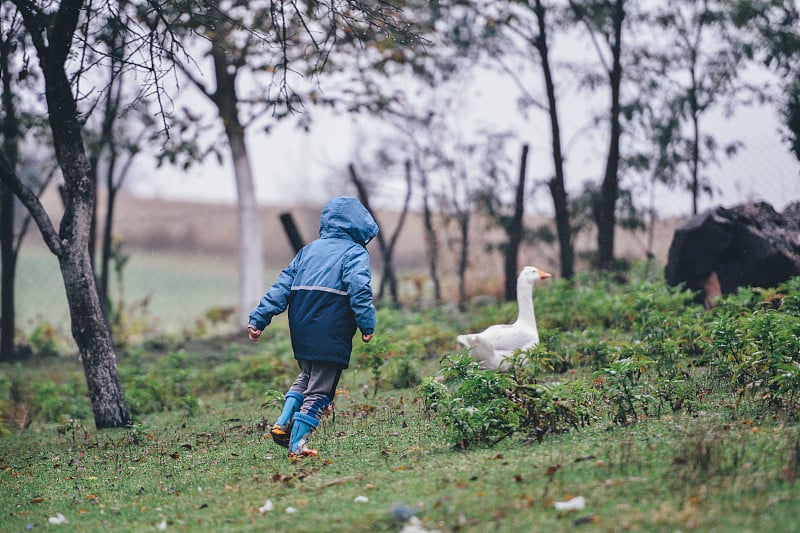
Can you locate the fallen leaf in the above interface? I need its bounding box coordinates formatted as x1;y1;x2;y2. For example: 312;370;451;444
316;474;364;490
545;464;561;476
573;515;599;526
30;497;44;504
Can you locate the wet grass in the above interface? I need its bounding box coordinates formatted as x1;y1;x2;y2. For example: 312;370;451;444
2;349;799;532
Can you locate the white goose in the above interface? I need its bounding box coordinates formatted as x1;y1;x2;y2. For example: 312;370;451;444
457;266;551;371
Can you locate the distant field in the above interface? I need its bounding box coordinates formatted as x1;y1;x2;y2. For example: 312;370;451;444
16;245;261;339
15;193;684;343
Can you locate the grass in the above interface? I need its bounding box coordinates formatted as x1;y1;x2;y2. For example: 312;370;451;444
16;245;248;337
2;342;800;532
4;270;800;532
1;388;799;532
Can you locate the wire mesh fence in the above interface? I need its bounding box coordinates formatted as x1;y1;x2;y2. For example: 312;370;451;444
10;138;800;350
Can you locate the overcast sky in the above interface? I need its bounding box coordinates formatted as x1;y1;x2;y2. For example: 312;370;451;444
128;19;800;220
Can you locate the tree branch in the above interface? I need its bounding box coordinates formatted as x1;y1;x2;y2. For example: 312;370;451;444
0;149;62;257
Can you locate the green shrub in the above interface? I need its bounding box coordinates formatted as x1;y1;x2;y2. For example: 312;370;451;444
702;283;800;411
420;352;596;448
28;321;61;357
420;353;521;448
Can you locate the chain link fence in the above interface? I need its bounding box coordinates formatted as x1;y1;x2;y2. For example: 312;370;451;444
11;136;800;347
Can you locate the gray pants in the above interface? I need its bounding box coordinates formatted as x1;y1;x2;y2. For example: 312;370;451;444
288;360;344;422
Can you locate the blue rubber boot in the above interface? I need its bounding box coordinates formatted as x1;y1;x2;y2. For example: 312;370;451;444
270;392;303;448
288;412;319;458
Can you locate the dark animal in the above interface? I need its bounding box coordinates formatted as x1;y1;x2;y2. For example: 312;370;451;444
665;201;800;307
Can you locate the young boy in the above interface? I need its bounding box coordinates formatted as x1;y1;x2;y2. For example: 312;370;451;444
247;196;379;458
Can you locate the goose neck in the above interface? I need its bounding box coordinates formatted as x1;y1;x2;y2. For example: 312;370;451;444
515;280;536;324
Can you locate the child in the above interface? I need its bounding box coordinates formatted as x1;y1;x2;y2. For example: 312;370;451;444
247;196;379;458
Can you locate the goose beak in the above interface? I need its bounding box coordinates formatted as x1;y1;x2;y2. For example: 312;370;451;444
540;271;552;280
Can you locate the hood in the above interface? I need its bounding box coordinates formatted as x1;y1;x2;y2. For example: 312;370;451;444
318;196;379;246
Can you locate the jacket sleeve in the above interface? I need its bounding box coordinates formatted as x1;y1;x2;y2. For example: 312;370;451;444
342;246;376;335
248;259;297;330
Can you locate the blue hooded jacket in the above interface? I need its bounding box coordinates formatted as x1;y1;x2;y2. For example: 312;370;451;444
248;197;379;368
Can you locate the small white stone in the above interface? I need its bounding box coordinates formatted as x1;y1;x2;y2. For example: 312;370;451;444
259;500;274;513
553;496;586;511
48;513;68;525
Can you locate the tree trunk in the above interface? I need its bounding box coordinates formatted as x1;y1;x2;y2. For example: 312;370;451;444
228;127;264;324
419;169;442;304
60;245;130;428
534;0;574;279
595;0;625;271
349;163;404;307
94;69;123;320
0;183;14;361
456;211;470;310
0;33;19;361
50;77;130;429
690;107;700;216
504;144;528;301
211;46;264;325
13;0;131;428
279;212;305;254
101;171;118;317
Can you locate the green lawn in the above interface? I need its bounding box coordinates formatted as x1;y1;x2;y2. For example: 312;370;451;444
16;245;257;338
1;362;798;532
3;269;800;532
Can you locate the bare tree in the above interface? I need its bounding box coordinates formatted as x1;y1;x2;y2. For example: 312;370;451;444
83;0;153;322
645;0;753;215
505;144;529;301
568;0;627;270
475;0;576;279
349;161;412;307
416;154;442;304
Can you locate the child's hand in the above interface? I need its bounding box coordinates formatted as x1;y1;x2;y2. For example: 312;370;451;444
362;333;373;343
248;326;262;342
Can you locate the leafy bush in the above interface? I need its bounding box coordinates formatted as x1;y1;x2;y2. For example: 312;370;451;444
420;352;596;448
701;283;800;412
420;353;522;448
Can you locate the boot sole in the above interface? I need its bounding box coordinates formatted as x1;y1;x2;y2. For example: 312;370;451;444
269;424;291;448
